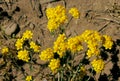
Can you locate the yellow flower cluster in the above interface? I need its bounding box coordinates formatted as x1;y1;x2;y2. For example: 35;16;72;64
15;38;24;50
102;35;113;50
67;36;83;53
22;30;33;40
26;76;32;81
39;48;54;61
17;50;30;62
46;5;67;32
81;30;100;58
30;41;40;52
39;30;113;73
79;66;86;78
69;7;80;19
1;46;9;54
53;34;67;58
48;59;60;73
15;30;33;50
91;59;104;73
15;30;40;62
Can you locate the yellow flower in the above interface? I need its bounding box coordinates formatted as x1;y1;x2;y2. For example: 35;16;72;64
80;66;86;78
69;7;80;19
86;48;100;58
39;48;54;61
80;30;103;58
67;36;83;53
17;50;30;62
26;76;32;81
1;47;9;54
30;41;40;52
102;35;113;50
22;30;33;40
48;59;60;73
15;38;24;50
46;5;67;32
53;34;67;58
91;59;104;73
47;19;59;32
81;30;102;44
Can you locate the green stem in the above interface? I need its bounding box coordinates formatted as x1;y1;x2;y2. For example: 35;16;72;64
86;68;94;81
60;71;63;81
65;17;73;28
71;63;82;81
58;72;60;81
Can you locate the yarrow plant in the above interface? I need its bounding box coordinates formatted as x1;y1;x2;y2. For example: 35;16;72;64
39;29;113;80
69;7;80;19
15;30;40;62
1;46;9;54
46;5;80;33
46;5;67;32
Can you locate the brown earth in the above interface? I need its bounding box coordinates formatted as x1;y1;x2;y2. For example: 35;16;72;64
0;0;120;81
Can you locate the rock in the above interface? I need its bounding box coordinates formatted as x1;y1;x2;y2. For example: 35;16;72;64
29;23;35;29
5;22;19;36
42;78;47;81
30;0;43;18
40;0;55;4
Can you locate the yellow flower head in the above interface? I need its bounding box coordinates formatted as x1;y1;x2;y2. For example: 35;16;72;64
67;36;83;53
30;41;40;52
46;5;67;32
53;34;67;58
1;47;9;54
91;59;104;73
69;7;80;19
26;76;32;81
86;48;100;58
102;35;113;50
39;48;54;61
15;38;24;50
47;19;59;32
80;66;86;78
22;30;33;40
48;59;60;73
17;50;30;62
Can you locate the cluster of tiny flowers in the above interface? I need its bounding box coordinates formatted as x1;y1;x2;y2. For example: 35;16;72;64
69;7;80;19
1;46;9;54
53;34;67;58
15;30;33;50
15;30;40;62
102;35;113;49
81;30;113;58
40;30;113;73
15;38;24;50
30;41;40;52
67;36;83;53
15;30;33;62
81;30;102;58
91;59;104;73
48;59;60;73
40;48;60;72
17;50;30;62
39;34;67;72
39;48;54;61
26;76;32;81
22;30;33;40
46;5;67;32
